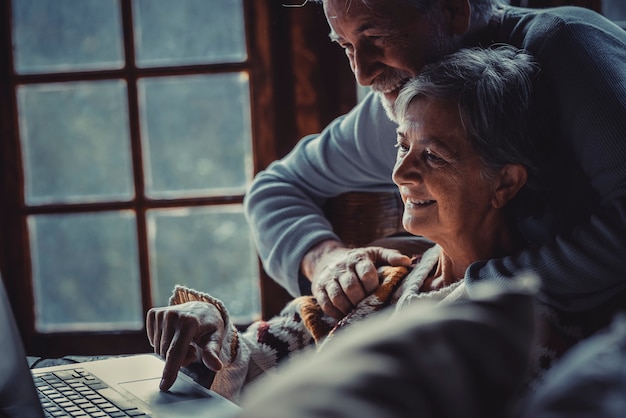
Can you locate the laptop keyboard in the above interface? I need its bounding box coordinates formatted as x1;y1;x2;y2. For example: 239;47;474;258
34;368;151;417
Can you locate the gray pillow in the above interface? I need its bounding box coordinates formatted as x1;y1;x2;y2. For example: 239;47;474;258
239;278;538;418
521;312;626;418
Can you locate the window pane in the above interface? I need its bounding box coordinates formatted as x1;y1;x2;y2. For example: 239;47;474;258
18;80;134;205
12;0;123;74
139;73;252;198
133;0;246;67
603;0;626;27
29;212;142;332
147;206;260;321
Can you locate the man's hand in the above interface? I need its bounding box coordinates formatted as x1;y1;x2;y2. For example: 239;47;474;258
302;240;412;318
146;301;226;391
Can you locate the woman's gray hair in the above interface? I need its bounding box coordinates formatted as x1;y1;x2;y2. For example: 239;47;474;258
393;45;543;191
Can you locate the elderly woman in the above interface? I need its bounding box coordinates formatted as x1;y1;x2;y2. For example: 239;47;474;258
146;45;546;403
390;46;543;298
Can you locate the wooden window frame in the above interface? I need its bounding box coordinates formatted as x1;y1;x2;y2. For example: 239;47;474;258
0;0;356;357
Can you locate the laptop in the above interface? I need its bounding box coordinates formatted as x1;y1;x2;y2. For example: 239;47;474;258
0;272;241;418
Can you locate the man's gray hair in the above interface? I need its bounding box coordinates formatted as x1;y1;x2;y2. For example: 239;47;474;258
309;0;505;24
393;45;543;191
364;0;502;23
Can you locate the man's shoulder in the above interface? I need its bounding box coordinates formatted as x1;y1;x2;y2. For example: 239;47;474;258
502;6;623;53
505;5;618;34
506;5;606;22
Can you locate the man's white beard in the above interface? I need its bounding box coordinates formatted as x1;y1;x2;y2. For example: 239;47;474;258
378;16;457;124
380;93;398;123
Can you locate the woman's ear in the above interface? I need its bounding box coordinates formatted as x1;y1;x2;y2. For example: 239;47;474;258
492;164;528;209
443;0;471;36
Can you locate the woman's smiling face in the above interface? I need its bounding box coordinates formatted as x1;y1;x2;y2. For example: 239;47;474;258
392;97;501;247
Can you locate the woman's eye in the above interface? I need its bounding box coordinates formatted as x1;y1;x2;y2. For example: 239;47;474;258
424;150;445;164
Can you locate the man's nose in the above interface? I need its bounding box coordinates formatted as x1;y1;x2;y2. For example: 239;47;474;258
351;46;383;86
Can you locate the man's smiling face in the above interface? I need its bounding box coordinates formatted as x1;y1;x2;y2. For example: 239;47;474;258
323;0;456;119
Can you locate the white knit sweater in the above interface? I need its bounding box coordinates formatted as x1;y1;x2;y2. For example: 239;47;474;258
169;245;469;403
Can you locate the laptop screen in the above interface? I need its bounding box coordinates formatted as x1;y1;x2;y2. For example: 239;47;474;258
0;273;46;418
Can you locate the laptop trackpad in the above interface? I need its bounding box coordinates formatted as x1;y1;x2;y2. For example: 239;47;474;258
120;377;213;405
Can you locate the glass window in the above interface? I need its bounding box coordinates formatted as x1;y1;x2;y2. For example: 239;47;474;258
138;73;252;198
133;0;247;67
12;0;124;74
29;211;142;332
603;0;626;27
9;0;260;336
147;206;260;321
18;80;134;205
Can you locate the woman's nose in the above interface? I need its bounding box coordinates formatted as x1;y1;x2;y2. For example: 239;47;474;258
393;155;420;186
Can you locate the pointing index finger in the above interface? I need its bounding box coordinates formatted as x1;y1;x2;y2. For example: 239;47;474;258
159;327;194;391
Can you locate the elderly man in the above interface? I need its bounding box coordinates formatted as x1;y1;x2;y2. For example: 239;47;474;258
244;0;626;318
